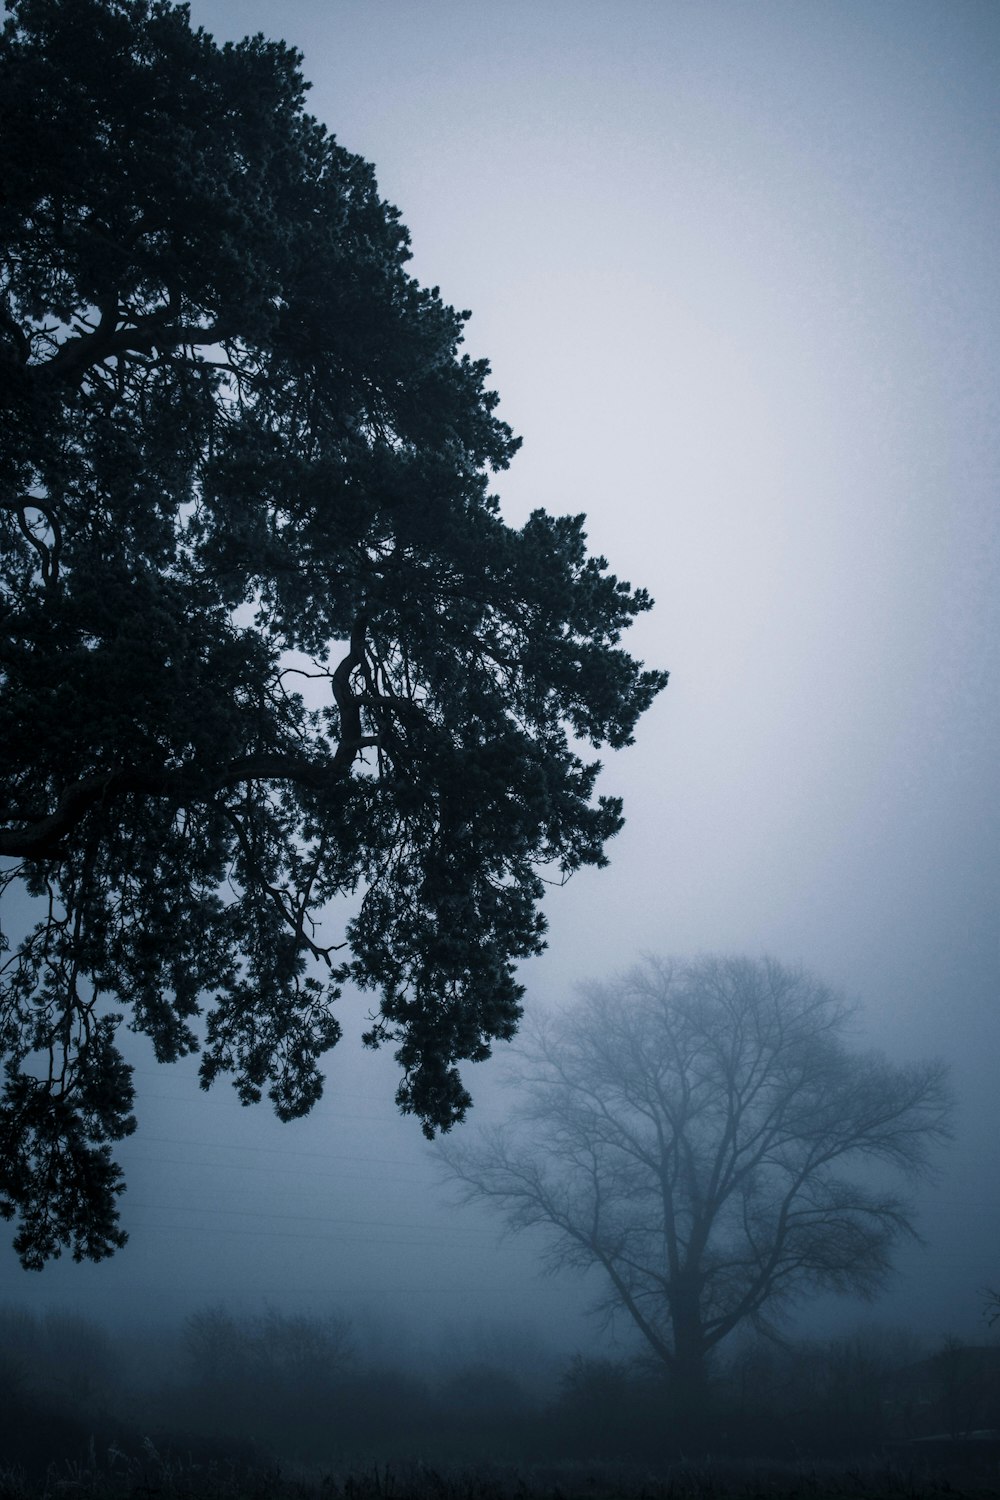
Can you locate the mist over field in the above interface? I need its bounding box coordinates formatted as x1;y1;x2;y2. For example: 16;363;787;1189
1;1;998;1478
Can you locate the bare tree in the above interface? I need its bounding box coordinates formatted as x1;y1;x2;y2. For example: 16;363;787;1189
441;955;952;1420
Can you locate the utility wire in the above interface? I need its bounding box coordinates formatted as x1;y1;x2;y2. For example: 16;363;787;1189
125;1133;430;1166
123;1200;494;1236
119;1151;424;1182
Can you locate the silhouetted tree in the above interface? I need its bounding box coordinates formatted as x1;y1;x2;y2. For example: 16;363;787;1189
902;1338;1000;1441
720;1324;926;1456
0;0;666;1268
442;956;952;1432
180;1305;355;1456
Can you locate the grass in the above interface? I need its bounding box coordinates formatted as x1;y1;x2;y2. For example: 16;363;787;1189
2;1450;1000;1500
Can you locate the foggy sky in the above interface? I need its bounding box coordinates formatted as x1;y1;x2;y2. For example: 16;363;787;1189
3;0;998;1359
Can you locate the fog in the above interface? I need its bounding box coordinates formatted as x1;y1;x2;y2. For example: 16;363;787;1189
2;0;998;1414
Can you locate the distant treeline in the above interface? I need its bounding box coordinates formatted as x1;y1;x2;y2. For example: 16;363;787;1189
1;1305;999;1478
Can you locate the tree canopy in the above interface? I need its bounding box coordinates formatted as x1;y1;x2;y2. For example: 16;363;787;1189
442;956;952;1416
0;0;667;1268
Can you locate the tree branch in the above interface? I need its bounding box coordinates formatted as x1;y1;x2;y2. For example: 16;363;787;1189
1;498;62;591
35;309;236;385
0;744;379;860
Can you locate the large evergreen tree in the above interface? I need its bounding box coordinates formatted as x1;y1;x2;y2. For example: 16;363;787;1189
0;0;666;1267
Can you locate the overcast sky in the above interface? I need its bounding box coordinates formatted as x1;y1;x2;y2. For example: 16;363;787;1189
3;0;998;1358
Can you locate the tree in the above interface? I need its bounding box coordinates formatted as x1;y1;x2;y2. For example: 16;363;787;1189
0;0;667;1269
442;956;952;1427
184;1304;354;1394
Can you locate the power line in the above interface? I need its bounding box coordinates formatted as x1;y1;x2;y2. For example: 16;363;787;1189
132;1093;510;1127
136;1092;401;1121
125;1133;429;1166
123;1200;493;1236
11;1282;523;1298
119;1151;424;1182
124;1221;486;1246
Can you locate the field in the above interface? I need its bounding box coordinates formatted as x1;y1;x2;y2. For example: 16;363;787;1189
2;1452;1000;1500
3;1310;999;1500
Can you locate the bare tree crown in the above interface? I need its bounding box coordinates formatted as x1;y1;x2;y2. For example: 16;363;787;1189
442;955;952;1384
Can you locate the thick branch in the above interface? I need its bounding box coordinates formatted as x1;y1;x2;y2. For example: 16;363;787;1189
0;299;31;365
0;744;378;860
330;617;369;772
35;310;235;386
1;498;63;590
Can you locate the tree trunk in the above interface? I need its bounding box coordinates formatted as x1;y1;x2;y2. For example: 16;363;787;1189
669;1289;712;1454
